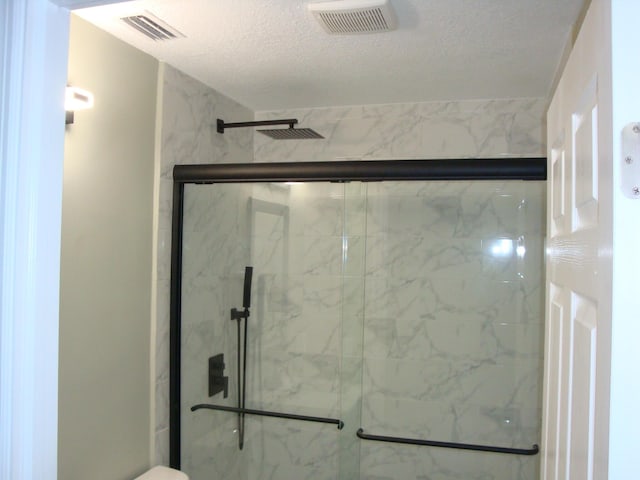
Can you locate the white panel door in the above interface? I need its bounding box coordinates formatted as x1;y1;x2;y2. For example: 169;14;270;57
542;1;613;479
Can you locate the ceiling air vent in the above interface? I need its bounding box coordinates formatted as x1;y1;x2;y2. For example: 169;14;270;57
121;12;184;41
308;0;397;35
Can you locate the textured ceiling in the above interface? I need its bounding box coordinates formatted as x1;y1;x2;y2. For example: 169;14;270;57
74;0;586;111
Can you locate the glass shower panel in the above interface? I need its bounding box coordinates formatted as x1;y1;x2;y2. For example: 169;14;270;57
338;182;367;479
358;180;545;480
178;177;546;480
244;182;344;480
180;182;349;480
180;183;252;480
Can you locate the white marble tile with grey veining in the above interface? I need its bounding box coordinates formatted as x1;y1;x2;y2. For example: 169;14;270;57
154;64;256;464
161;65;252;174
255;98;545;162
156;66;548;479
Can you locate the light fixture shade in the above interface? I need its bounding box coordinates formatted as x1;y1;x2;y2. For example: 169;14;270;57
65;86;94;111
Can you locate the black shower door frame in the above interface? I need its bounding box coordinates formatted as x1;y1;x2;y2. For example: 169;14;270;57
168;157;546;468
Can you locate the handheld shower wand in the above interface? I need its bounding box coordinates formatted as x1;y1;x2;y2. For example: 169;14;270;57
242;266;253;310
230;266;253;450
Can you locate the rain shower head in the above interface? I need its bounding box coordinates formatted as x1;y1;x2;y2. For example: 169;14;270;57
217;118;324;140
257;127;324;140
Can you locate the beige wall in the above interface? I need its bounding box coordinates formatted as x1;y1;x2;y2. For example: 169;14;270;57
59;15;158;480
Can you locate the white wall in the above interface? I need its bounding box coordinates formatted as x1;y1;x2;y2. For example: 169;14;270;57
0;2;68;479
59;15;158;480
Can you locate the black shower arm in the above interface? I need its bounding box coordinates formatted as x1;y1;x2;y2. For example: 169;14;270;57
217;118;298;134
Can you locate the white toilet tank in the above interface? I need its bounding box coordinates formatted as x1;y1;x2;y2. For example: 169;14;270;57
134;466;189;480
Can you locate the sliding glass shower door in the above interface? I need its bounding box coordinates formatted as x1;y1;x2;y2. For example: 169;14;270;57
180;182;350;480
356;181;544;479
180;183;252;479
177;177;545;480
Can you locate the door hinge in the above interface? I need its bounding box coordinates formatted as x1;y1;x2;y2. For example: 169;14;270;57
621;123;640;198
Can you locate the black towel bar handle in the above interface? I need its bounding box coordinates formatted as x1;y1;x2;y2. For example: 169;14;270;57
356;428;539;456
191;403;344;429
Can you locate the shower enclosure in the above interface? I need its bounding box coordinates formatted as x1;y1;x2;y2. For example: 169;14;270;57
170;159;546;480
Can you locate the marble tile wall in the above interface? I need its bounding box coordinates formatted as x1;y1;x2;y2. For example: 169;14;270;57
254;99;546;480
155;64;253;466
157;75;548;480
254;98;546;162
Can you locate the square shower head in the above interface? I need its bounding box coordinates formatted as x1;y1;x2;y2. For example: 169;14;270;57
257;127;324;140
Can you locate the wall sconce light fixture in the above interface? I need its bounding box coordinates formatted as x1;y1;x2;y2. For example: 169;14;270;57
65;86;94;125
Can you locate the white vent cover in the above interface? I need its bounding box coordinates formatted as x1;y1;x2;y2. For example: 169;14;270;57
121;12;184;41
308;0;397;35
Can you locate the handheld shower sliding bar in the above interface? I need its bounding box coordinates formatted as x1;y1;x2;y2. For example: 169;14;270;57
230;266;253;450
